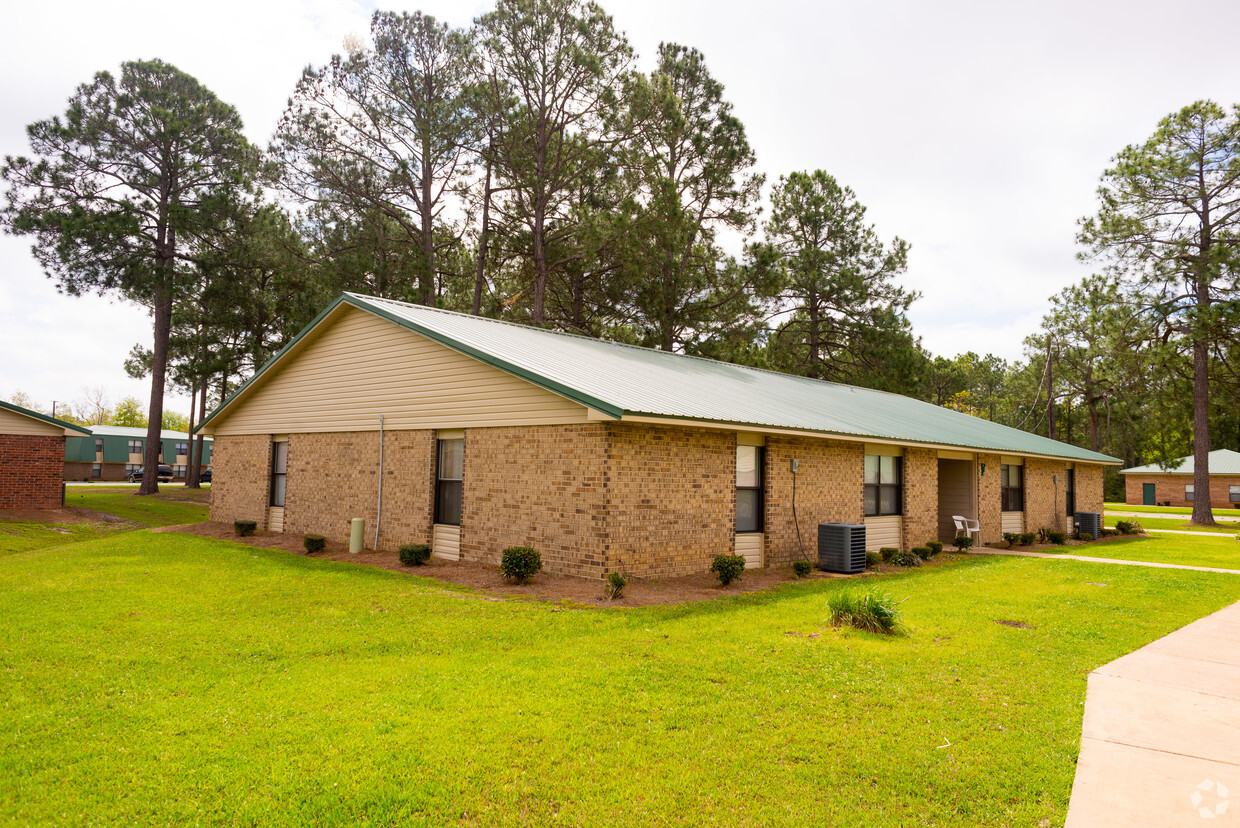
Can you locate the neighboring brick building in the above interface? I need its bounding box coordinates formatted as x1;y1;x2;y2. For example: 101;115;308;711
199;293;1118;579
64;425;212;481
0;401;90;510
1120;450;1240;508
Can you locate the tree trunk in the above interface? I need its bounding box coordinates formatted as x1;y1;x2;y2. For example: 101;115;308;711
1046;338;1056;440
473;156;493;315
193;378;207;484
140;280;172;496
532;207;547;324
1191;314;1216;525
420;147;436;305
185;386;198;489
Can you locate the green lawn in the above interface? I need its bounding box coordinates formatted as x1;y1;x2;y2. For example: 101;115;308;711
1068;532;1240;570
3;533;1240;826
1106;501;1240;519
0;486;208;556
1105;515;1239;535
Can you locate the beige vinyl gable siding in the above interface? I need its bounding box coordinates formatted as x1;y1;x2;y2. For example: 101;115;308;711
208;306;592;435
0;407;64;437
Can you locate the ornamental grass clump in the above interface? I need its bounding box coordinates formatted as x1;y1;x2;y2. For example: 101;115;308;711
399;544;431;566
604;570;628;600
827;587;906;635
710;554;745;586
500;546;542;583
303;534;326;553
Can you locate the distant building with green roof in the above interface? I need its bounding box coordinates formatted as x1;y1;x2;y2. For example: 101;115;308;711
199;293;1118;578
64;424;212;482
1119;449;1240;507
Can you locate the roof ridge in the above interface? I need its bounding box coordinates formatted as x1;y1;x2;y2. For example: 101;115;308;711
349;292;898;398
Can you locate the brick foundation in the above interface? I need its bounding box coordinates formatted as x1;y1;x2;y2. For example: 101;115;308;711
0;434;66;510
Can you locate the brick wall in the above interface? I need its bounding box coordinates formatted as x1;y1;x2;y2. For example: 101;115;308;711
1025;457;1069;534
764;436;864;566
1076;463;1105;513
902;447;939;549
464;424;608;579
209;435;272;527
0;434;65;510
1123;472;1239;508
977;453;1002;545
63;461;93;481
603;423;734;578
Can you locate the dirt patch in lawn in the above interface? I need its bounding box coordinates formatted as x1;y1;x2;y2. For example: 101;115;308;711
0;506;126;524
171;521;969;607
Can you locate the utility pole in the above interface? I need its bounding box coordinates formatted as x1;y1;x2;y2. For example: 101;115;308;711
1046;336;1056;441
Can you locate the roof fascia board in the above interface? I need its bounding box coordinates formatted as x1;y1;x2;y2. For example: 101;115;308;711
618;413;1122;465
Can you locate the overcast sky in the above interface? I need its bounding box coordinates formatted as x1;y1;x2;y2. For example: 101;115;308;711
3;0;1238;416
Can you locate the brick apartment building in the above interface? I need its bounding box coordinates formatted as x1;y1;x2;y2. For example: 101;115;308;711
200;294;1117;580
0;400;90;510
1120;449;1240;507
64;425;212;481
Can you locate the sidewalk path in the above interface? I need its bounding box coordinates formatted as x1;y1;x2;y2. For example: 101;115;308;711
974;547;1240;575
1064;599;1240;826
1107;509;1240;525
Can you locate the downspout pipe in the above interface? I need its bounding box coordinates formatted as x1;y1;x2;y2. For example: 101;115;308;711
375;414;384;550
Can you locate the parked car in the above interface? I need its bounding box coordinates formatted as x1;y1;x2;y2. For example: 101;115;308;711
198;467;212;483
127;464;174;483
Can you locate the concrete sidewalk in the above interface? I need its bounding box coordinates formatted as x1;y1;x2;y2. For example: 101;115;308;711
1065;600;1240;826
974;547;1240;575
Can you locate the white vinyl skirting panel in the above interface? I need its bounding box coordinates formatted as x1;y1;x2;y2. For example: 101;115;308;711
433;524;461;560
735;533;764;568
864;515;902;551
1001;511;1024;535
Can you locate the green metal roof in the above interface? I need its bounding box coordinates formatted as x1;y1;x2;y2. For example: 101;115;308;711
200;293;1120;465
84;425;211;441
0;400;91;435
1120;449;1240;475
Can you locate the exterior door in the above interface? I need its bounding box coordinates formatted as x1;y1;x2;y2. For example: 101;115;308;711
1142;483;1155;506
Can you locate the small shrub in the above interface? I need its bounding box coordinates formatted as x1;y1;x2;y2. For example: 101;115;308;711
1079;531;1094;542
399;543;432;566
954;535;974;552
1114;520;1140;535
500;546;542;583
303;534;326;553
793;560;812;579
879;547;899;563
826;587;905;635
890;550;922;567
1046;530;1067;545
926;541;943;556
912;546;932;561
1003;532;1018;547
1019;532;1036;546
604;570;629;600
711;554;746;586
865;550;881;568
234;520;257;537
1100;527;1120;537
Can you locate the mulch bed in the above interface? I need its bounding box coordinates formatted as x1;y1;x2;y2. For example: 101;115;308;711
169;521;969;608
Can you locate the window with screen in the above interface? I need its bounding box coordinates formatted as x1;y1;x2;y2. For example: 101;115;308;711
1185;484;1194;503
91;463;101;478
128;439;142;454
1231;485;1240;504
736;445;764;532
176;442;188;456
435;438;464;526
1001;464;1024;511
95;438;103;455
1065;468;1075;516
864;455;902;517
270;441;288;507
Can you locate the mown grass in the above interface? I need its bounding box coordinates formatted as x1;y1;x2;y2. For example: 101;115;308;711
1105;501;1240;518
0;486;208;556
3;532;1240;826
1105;515;1239;535
1068;532;1240;570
